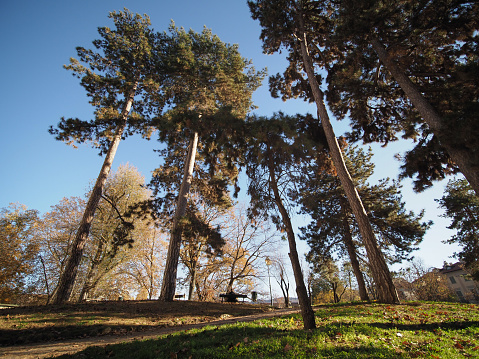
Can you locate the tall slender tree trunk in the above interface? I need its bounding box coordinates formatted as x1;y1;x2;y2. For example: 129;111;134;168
343;229;370;301
279;273;290;308
297;16;399;304
159;132;199;301
39;255;51;305
267;149;316;330
188;264;197;301
78;236;106;302
147;236;156;300
339;198;370;301
52;84;138;304
370;38;479;197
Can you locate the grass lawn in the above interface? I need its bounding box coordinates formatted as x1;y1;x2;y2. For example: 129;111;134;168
53;301;479;358
0;300;271;346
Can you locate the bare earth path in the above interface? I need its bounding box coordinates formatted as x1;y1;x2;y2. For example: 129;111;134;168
0;308;300;359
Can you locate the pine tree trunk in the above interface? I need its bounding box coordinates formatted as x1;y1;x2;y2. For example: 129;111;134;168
159;132;199;301
267;150;316;330
52;84;138;304
343;230;370;301
370;38;479;197
339;198;370;301
297;17;399;304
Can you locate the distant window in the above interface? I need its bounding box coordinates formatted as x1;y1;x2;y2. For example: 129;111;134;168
449;276;457;284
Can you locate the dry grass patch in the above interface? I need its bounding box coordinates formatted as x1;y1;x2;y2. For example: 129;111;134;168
0;300;271;346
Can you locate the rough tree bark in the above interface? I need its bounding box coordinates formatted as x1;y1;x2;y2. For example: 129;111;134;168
159;132;199;301
267;149;316;329
339;197;370;301
52;83;138;304
297;14;399;304
370;38;479;197
342;228;370;301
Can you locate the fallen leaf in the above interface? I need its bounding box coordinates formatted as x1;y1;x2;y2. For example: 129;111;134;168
284;343;293;352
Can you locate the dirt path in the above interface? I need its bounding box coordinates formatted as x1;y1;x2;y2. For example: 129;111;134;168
0;308;300;359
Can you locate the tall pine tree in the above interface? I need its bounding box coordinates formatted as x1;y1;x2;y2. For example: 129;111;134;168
326;0;479;194
245;113;320;329
49;9;165;303
249;0;400;303
300;146;430;300
153;24;265;301
437;178;479;280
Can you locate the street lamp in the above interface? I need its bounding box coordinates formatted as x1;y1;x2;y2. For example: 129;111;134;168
265;256;273;306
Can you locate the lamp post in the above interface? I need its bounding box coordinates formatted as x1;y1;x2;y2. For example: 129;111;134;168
265;256;273;306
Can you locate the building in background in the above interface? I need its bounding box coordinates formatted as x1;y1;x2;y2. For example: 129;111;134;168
439;262;479;303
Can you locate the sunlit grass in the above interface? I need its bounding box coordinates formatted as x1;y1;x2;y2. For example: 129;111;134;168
55;301;479;358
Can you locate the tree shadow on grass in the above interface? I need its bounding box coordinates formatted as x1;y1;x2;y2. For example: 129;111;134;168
370;320;479;331
0;300;269;319
0;323;153;346
0;300;272;346
52;323;417;359
313;319;479;338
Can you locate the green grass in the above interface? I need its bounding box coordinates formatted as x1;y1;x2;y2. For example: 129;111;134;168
55;301;479;358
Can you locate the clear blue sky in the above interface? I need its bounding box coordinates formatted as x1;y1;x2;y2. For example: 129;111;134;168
0;0;459;274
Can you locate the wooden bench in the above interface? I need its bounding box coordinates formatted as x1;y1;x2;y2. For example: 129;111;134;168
219;292;248;302
174;294;185;300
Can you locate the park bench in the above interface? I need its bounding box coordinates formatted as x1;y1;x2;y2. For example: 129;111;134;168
174;294;185;300
219;292;248;302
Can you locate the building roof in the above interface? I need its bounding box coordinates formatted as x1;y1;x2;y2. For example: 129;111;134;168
438;262;464;274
